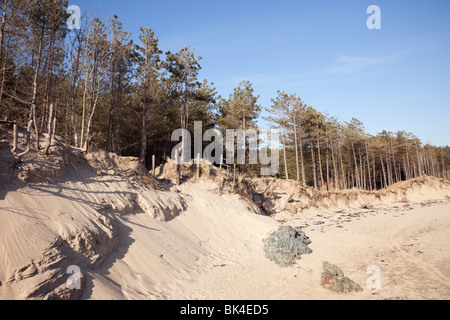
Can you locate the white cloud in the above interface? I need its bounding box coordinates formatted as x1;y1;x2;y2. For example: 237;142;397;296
321;55;390;75
219;53;397;89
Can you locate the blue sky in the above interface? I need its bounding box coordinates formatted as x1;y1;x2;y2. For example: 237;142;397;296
72;0;450;146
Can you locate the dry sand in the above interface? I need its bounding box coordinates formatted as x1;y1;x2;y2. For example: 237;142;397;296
0;133;449;300
171;196;450;300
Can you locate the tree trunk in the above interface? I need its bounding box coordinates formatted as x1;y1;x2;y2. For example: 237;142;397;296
84;75;101;152
365;141;373;191
283;125;288;180
242;108;246;177
12;123;17;152
387;153;393;186
381;155;387;189
152;155;156;177
41;32;56;134
30;25;46;151
141;103;147;162
390;140;399;183
372;156;377;190
0;45;7;119
317;133;324;190
331;141;339;191
43;103;54;155
293;116;300;182
405;144;411;180
325;147;330;191
0;1;8;119
417;149;423;176
51;109;56;141
300;137;306;186
311;144;318;190
338;141;346;189
359;153;364;190
299;125;306;186
15;120;33;160
352;142;360;189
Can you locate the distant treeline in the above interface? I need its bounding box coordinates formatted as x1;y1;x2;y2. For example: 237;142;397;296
0;0;448;190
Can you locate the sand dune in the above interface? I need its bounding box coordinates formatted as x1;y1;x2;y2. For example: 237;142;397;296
0;134;449;300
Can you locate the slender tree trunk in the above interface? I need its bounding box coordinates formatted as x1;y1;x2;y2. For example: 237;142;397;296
141;102;147;162
0;2;8;119
293;116;300;182
114;73;124;154
41;33;56;133
405;144;411;180
359;154;364;190
331;141;339;191
352;142;360;189
372;156;377;190
387;153;394;186
105;71;116;153
81;50;97;148
350;154;354;188
317;133;324;190
80;74;89;148
12;123;17;152
242;108;246;177
283;125;288;180
51;108;56;141
365;141;373;191
30;25;46;151
403;156;408;181
0;45;8;119
15;120;33;160
299;128;306;187
311;143;318;190
325;147;330;191
338;141;346;189
381;155;388;189
418;149;424;176
84;67;101;151
43;103;54;155
390;140;399;183
413;161;418;179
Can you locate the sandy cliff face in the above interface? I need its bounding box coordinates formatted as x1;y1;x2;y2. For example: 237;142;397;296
0;128;189;299
1;125;449;300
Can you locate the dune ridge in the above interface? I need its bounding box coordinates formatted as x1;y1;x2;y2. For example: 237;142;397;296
0;129;449;300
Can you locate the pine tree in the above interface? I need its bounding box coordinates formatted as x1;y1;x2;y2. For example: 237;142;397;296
165;46;202;162
136;27;162;163
218;80;260;175
265;91;292;180
105;15;134;154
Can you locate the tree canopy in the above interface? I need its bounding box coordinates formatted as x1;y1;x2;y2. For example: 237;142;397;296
1;2;448;189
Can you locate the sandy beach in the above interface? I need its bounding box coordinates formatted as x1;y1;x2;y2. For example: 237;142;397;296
1;0;450;303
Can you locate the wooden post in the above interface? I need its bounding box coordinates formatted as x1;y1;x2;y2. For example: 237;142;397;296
219;154;223;186
196;153;201;180
175;152;181;186
152;155;156;177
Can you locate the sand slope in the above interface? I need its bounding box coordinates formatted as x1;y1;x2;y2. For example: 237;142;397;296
173;200;450;300
0;131;449;300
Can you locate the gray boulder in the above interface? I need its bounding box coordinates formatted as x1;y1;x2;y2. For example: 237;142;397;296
262;226;312;267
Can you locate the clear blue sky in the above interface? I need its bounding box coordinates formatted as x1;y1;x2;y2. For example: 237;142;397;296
72;0;450;146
